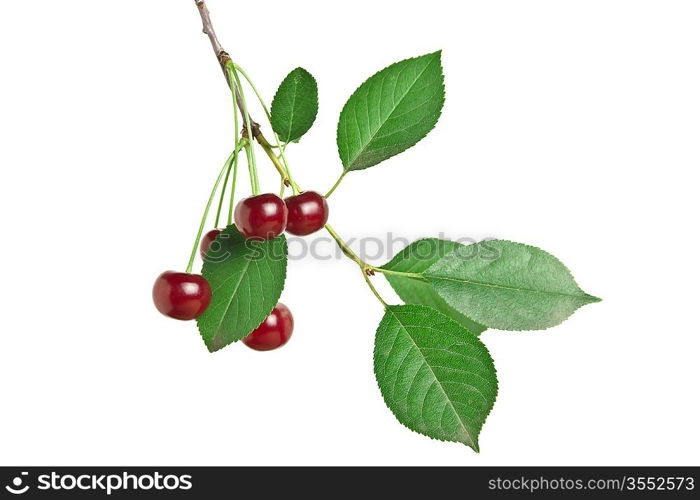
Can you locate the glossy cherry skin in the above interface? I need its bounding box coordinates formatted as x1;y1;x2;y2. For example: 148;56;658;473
200;228;222;258
234;193;288;240
153;271;212;320
242;303;294;351
284;191;329;236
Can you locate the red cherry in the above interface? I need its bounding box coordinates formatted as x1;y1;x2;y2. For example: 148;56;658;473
285;191;329;236
200;228;222;258
242;303;294;351
153;271;212;320
234;193;288;240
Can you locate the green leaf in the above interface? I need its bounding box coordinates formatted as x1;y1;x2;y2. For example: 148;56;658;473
196;225;287;352
336;51;445;172
374;305;497;451
270;67;318;142
381;239;486;335
424;240;601;330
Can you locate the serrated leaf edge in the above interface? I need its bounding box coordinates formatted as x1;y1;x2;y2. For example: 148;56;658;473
197;232;288;353
374;304;499;451
271;67;318;142
336;51;445;172
423;239;601;331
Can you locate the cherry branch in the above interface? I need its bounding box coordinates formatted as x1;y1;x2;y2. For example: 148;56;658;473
193;0;386;305
194;0;292;185
194;0;249;125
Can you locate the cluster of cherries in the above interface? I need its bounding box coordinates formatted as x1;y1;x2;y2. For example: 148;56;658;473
153;190;329;351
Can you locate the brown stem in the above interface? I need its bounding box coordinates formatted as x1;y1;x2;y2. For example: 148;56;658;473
194;0;225;61
195;0;305;174
194;0;256;130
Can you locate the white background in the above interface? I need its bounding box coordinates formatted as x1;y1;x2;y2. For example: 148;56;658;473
1;0;699;466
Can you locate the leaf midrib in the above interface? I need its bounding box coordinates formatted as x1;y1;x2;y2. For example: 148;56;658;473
425;272;594;300
211;257;254;338
386;307;477;449
284;75;300;141
345;56;437;170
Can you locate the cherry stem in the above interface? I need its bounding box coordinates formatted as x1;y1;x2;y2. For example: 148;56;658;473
234;64;300;195
186;149;238;274
243;144;258;194
228;68;242;223
226;63;260;194
214;159;232;228
215;140;245;228
228;144;240;225
325;171;347;198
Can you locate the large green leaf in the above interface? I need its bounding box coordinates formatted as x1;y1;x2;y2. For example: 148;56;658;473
337;52;445;172
374;305;497;451
270;67;318;142
197;225;287;352
381;239;486;335
425;240;601;330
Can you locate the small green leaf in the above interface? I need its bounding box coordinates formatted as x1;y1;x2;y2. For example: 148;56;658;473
374;305;497;451
381;239;486;334
425;240;601;330
337;51;445;172
197;225;287;352
270;67;318;142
